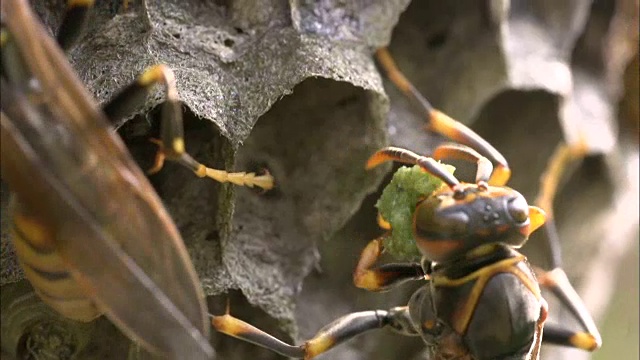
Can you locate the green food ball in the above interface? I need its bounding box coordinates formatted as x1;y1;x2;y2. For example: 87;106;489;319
375;164;455;260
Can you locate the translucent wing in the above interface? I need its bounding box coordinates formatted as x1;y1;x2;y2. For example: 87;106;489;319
1;1;213;357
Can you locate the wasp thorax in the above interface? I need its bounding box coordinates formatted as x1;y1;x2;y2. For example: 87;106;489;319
413;184;531;262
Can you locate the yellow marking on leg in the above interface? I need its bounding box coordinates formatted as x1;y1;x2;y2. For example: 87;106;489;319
377;213;391;230
137;64;180;100
304;335;335;359
354;271;386;291
535;141;587;218
147;138;166;174
570;332;600;351
353;238;384;290
429;111;512;186
148;133;275;190
172;137;185;154
536;268;602;349
194;164;207;178
366;151;393;169
203;168;274;190
429;110;461;140
211;313;255;337
489;165;511;187
138;64;168;86
250;173;275;191
375;48;413;94
210;302;252;337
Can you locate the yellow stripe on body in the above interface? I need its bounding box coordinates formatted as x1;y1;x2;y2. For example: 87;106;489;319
11;207;96;320
36;288;100;322
433;256;541;334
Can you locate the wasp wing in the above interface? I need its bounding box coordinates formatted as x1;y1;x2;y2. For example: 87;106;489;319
1;1;213;357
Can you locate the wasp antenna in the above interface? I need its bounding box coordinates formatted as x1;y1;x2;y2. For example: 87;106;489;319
367;147;460;188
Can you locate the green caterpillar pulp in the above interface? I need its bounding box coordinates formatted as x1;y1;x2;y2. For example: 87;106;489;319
376;164;455;260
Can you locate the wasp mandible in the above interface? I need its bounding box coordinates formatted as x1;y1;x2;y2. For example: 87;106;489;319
1;0;271;358
208;48;602;359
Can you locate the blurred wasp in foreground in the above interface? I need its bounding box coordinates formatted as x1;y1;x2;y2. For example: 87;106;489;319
210;49;602;359
1;0;271;358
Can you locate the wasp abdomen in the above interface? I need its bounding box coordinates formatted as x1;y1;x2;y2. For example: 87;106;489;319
10;198;100;322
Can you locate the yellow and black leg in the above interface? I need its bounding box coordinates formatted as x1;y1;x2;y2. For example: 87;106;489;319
211;306;417;359
537;270;602;351
56;0;94;51
44;1;274;190
375;48;511;186
352;237;426;291
1;1;92;79
534;141;588;269
100;65;274;190
534;142;602;351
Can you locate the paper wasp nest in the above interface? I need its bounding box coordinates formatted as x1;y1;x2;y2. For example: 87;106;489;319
1;0;637;359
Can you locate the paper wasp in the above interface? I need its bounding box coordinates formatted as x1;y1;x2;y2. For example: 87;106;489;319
209;49;602;359
1;0;271;358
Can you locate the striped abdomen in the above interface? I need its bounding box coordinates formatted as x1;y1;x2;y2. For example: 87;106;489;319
10;198;100;322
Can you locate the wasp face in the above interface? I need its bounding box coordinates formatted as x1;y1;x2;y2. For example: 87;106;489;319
413;183;534;262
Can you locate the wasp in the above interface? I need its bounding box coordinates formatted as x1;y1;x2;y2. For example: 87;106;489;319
209;48;602;359
1;0;272;358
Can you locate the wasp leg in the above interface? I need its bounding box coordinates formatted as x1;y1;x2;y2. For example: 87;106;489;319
534;141;602;351
353;237;425;291
101;65;274;190
377;212;392;230
56;0;94;51
375;48;510;186
367;146;461;190
211;306;417;359
537;269;602;350
534;141;588;268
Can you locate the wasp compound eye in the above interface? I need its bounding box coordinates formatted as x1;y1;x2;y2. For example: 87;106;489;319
415;202;470;239
439;210;470;235
507;195;529;223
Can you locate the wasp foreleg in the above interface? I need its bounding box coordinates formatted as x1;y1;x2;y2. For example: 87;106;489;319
353;237;426;291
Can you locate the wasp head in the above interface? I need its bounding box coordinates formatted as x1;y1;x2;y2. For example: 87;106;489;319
413;183;546;263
